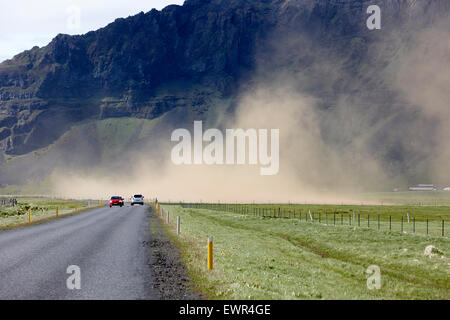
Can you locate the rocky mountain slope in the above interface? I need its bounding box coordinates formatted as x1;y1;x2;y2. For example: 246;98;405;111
0;0;449;189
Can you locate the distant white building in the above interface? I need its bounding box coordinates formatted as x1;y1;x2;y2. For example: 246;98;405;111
443;187;450;191
408;184;437;191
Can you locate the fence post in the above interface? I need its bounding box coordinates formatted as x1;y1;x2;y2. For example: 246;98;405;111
334;213;336;225
427;218;429;235
167;210;170;224
442;220;445;237
401;216;403;233
377;214;380;230
368;214;370;228
413;217;415;233
207;237;213;270
28;209;31;224
177;216;181;235
389;216;391;231
358;214;360;227
56;206;59;217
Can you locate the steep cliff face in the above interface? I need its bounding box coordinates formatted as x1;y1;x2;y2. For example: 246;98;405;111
0;0;449;187
0;0;281;154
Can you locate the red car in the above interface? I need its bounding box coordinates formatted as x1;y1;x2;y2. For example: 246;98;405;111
109;196;124;207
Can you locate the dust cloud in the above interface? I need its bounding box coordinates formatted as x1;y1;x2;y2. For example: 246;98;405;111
396;19;450;185
49;19;450;203
50;81;388;203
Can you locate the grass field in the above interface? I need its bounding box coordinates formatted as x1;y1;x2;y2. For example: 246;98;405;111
0;197;100;230
180;203;449;237
158;204;450;300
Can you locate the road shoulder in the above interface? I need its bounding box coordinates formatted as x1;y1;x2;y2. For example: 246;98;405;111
147;207;203;300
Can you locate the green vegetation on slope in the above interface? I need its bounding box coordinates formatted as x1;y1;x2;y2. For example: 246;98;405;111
0;117;162;193
0;85;230;191
159;204;450;299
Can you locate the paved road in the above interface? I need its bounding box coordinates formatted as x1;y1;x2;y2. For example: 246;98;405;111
0;205;156;299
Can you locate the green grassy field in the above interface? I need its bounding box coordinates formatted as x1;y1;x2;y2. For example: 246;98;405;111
158;204;450;300
0;197;100;229
179;203;449;237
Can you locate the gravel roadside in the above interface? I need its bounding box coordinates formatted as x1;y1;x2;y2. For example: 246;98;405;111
147;206;202;300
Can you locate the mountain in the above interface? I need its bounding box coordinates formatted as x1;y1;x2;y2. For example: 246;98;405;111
0;0;449;191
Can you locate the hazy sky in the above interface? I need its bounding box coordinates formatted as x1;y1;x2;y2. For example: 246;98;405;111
0;0;184;62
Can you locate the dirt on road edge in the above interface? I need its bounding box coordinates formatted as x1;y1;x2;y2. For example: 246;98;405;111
147;206;203;300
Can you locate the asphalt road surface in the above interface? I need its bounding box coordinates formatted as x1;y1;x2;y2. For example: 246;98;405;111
0;205;156;299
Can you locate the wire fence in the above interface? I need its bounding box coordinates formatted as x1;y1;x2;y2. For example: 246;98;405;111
178;203;447;238
0;198;18;208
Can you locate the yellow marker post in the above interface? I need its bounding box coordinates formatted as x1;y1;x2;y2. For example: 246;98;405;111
207;237;213;270
28;209;31;224
98;200;100;206
56;206;59;217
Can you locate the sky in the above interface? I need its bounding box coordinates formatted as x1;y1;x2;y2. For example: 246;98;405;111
0;0;184;63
